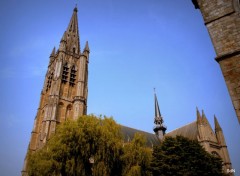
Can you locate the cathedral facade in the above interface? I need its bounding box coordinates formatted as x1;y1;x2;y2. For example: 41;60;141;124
22;7;232;175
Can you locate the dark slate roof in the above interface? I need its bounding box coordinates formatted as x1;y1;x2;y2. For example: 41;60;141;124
120;125;160;147
165;121;198;140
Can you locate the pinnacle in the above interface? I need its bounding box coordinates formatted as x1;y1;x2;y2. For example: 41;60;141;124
50;47;56;57
84;41;90;52
196;107;201;124
201;110;209;125
214;115;222;132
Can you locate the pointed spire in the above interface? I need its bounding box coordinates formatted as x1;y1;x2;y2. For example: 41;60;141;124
60;7;80;54
202;110;206;123
67;7;79;35
58;7;81;54
202;110;210;125
153;89;166;139
50;47;55;57
214;115;222;132
84;41;90;52
154;91;162;120
196;107;201;124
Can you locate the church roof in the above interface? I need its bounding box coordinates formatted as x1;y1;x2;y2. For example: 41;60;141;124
120;125;160;147
165;121;198;140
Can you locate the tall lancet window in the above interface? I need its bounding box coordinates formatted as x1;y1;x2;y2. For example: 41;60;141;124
69;65;76;86
46;72;53;92
62;63;69;83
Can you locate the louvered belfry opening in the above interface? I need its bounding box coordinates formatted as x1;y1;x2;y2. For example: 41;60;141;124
70;66;76;86
62;63;69;83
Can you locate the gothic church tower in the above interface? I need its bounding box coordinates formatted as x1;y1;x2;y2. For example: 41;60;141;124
22;7;89;175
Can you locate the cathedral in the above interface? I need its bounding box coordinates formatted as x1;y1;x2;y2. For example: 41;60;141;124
22;7;232;175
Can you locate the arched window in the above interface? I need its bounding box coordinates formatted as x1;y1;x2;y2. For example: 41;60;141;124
69;66;76;86
62;63;69;83
46;72;53;92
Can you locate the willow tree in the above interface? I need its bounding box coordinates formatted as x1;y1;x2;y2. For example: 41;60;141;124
27;115;153;176
121;133;152;176
27;115;123;176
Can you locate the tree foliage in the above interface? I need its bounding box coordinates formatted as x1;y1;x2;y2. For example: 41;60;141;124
27;116;224;176
121;133;152;176
150;136;224;176
27;115;151;176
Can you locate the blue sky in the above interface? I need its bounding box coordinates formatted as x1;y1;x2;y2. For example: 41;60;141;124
0;0;239;175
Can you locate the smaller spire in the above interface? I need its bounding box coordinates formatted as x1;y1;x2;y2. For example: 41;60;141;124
50;47;56;57
154;93;162;120
202;110;210;125
214;115;222;132
196;107;201;124
84;41;90;52
153;90;166;139
202;110;206;117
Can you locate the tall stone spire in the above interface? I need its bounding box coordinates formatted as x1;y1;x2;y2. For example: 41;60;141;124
153;90;167;140
50;47;56;57
62;6;80;54
67;6;79;34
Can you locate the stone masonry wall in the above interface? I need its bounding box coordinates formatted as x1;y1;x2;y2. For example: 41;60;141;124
219;54;240;123
193;0;240;123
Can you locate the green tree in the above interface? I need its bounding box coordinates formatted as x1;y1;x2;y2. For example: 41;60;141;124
27;115;152;176
28;115;123;176
150;136;224;176
121;133;152;176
